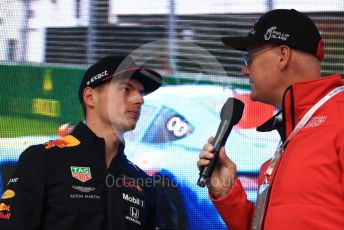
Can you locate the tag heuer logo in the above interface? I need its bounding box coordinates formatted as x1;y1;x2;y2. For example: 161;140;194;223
71;166;92;183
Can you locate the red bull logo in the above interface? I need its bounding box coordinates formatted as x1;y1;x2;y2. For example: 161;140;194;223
0;211;11;220
0;203;10;212
45;135;80;149
122;179;143;192
45;139;69;149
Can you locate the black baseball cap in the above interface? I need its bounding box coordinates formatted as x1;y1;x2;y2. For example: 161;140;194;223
222;9;324;60
79;55;162;103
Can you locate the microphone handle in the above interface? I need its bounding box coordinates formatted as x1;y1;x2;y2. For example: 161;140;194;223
197;120;233;187
197;146;221;187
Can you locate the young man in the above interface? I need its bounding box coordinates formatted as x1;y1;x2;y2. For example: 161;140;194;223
197;9;344;230
0;55;162;229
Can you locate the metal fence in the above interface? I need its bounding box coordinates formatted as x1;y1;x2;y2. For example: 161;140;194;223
0;0;343;81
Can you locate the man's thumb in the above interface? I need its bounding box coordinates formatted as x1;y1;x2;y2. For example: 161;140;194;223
218;147;234;167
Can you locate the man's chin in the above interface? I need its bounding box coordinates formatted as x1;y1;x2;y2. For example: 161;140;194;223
128;123;136;131
250;93;271;105
122;122;137;132
249;93;258;102
109;122;137;134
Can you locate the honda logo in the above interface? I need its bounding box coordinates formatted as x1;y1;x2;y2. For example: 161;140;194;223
130;207;140;219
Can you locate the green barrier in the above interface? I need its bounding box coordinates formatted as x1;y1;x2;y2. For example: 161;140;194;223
0;63;246;125
0;64;84;123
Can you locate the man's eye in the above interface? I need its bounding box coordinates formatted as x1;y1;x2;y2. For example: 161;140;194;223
120;87;129;92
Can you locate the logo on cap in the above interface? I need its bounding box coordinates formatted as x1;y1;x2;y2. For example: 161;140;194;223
249;28;256;35
264;26;290;41
86;70;108;86
264;26;277;40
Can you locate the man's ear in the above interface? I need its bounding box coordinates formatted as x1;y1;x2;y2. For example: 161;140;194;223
277;45;292;70
83;87;96;108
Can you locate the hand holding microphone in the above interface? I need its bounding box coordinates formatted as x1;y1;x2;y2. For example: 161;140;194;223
197;98;244;196
197;137;237;198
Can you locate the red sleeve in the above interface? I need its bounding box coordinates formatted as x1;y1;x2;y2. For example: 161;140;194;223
209;160;271;230
209;178;254;230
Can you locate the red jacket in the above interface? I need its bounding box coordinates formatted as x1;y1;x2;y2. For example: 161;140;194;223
211;75;344;230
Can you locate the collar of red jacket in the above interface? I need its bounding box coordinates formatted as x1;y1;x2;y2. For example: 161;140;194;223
257;74;343;141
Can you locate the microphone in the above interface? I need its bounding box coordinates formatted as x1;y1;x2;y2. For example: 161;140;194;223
197;97;244;187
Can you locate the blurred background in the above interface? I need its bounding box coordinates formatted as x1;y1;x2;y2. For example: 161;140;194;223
0;0;343;229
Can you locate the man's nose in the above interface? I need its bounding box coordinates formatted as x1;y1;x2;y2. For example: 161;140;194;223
241;65;250;77
131;91;144;105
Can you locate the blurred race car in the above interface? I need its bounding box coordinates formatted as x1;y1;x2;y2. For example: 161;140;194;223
0;84;280;229
123;85;280;229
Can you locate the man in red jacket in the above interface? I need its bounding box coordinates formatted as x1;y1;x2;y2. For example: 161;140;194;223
197;9;344;230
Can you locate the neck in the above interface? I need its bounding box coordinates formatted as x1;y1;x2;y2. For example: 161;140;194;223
275;55;321;109
85;118;124;168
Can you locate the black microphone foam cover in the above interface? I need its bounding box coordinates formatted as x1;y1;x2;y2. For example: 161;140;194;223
220;97;245;124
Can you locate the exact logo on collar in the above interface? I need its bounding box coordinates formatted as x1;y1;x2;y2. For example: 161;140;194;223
86;70;108;86
45;135;80;149
71;166;92;183
1;190;15;200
